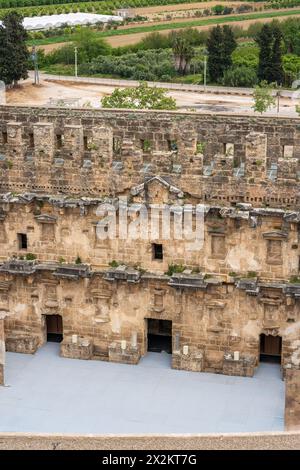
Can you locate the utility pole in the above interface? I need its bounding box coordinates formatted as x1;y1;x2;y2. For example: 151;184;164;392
74;46;78;78
203;55;207;92
277;90;280;114
31;46;39;85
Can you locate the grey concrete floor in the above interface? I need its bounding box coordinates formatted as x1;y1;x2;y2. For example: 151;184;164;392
0;343;285;434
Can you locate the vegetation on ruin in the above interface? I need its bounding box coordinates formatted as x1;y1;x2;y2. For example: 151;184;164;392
109;260;119;267
166;264;186;276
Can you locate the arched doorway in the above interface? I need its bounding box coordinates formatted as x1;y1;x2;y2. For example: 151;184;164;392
260;333;282;364
45;314;63;343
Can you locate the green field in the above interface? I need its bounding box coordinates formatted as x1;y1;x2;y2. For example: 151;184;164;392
0;0;234;18
27;8;300;46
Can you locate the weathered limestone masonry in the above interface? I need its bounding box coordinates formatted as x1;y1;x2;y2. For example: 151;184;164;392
0;105;300;387
285;369;300;431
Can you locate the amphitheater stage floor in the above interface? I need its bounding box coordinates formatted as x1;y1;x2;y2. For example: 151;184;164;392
0;343;285;434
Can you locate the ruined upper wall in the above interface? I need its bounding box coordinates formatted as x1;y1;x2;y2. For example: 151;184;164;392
0;106;300;208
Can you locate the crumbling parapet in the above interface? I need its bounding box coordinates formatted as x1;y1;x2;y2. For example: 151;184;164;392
285;369;300;431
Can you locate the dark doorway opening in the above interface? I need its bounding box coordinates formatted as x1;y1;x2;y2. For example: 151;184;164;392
147;319;172;354
46;315;63;343
260;334;282;364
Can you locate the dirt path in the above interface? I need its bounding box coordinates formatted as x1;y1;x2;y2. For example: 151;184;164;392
106;13;300;47
134;1;265;16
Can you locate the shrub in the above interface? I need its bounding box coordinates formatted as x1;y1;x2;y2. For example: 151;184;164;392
222;65;258;87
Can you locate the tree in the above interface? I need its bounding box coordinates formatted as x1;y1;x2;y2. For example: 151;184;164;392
270;25;284;85
256;24;284;85
252;81;276;114
256;24;273;83
207;25;237;83
171;32;195;75
74;27;111;62
212;5;224;15
207;25;224;82
0;12;29;87
222;25;237;71
101;82;177;110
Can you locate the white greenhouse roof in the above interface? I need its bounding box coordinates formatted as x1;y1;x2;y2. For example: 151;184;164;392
1;13;123;31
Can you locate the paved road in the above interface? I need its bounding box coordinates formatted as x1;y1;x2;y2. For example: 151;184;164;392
6;75;299;118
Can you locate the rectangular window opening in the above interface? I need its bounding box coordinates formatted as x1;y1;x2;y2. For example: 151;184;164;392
18;233;28;250
84;135;88;151
29;133;34;148
153;243;163;260
2;131;8;144
168;140;178;152
56;134;63;149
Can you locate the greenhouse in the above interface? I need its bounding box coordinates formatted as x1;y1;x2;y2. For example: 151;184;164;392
0;13;123;31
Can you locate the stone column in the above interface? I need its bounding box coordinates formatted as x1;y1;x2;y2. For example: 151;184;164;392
0;316;5;385
285;369;300;431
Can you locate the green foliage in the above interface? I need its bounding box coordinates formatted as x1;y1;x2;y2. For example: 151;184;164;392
25;253;36;260
232;44;259;68
171;30;195;75
140;32;171;50
4;159;13;169
74;27;111;62
281;18;300;55
207;25;237;82
0;12;29;85
289;275;300;284
166;264;185;276
222;65;258;87
247;271;257;278
86;49;175;81
256;23;284;85
75;256;82;264
109;260;119;267
142;139;151;152
102;82;176;110
252;81;276;114
58;256;65;264
196;141;206;154
228;271;238;277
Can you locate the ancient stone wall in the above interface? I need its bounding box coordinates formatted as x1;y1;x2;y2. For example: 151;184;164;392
1;260;300;377
0;317;4;385
0;106;300;384
0;107;299;208
285;370;300;431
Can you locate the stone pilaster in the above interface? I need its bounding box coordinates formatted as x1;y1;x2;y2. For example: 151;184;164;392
285;369;300;431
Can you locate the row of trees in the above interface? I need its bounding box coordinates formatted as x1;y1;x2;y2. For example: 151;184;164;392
206;23;285;86
0;12;29;86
